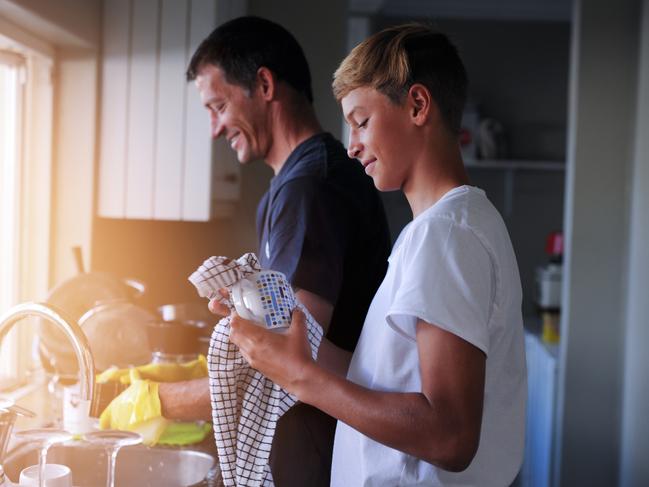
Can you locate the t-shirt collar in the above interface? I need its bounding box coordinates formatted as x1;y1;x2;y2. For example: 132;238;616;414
270;132;329;189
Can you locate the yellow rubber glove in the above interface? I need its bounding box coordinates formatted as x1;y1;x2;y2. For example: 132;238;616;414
96;354;208;385
97;356;209;446
99;369;170;445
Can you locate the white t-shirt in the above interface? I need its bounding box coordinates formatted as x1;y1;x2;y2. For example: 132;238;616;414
331;185;526;487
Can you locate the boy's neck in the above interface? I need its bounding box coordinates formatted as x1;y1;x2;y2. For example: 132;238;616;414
403;138;468;218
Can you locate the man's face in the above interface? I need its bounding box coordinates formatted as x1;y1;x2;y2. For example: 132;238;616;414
342;87;414;192
195;64;269;164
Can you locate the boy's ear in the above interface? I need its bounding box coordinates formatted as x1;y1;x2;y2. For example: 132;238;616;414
408;84;433;126
256;67;276;101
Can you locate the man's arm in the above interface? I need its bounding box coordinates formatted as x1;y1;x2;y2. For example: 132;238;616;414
157;289;349;421
295;288;352;376
295;289;333;333
158;378;212;422
230;310;485;471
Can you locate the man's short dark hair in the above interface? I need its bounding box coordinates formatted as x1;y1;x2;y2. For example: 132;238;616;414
186;16;313;103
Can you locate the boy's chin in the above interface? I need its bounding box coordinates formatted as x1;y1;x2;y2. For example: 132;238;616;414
373;178;401;193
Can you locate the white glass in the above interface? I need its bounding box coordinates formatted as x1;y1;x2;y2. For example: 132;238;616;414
13;428;72;487
83;430;142;487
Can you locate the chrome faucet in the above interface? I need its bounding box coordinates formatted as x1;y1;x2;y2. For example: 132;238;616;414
0;302;96;419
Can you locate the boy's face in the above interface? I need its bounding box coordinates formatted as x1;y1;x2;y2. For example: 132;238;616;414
342;87;414;191
195;64;270;164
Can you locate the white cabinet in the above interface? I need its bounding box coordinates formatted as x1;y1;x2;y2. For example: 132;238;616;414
98;0;246;221
521;332;558;487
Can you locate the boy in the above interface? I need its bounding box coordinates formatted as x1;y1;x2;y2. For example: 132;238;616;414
229;23;526;486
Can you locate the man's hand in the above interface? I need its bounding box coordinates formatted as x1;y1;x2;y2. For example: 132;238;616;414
229;308;314;396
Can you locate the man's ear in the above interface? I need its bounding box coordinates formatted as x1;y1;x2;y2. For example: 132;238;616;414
408;84;434;126
256;67;276;101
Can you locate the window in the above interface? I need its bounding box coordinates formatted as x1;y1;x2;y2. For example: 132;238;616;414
0;51;25;385
0;40;54;390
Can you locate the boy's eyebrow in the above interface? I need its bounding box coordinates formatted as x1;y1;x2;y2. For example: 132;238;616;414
344;106;360;123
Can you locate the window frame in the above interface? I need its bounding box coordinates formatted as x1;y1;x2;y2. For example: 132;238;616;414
0;43;54;391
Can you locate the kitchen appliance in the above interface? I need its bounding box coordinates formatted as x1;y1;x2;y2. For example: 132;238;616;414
37;247;148;378
154;303;217;360
77;300;155;371
146;320;205;364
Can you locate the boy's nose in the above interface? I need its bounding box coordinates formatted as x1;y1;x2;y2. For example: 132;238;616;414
347;137;363;159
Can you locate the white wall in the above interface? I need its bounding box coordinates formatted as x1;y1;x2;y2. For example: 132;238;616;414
249;0;348;139
50;50;100;285
556;0;641;484
620;1;649;485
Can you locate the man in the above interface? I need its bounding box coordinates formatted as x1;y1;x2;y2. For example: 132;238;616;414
160;16;391;487
228;23;527;486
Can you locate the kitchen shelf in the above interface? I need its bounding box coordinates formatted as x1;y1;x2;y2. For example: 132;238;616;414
464;159;565;171
464;159;565;217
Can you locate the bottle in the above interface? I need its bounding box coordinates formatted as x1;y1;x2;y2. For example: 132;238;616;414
535;231;563;343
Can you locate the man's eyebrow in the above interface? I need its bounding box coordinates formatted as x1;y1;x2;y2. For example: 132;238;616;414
203;95;223;108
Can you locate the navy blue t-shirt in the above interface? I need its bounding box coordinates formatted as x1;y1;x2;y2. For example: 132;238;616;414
256;132;390;351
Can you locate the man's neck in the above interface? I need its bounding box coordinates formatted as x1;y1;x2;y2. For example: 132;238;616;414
264;100;323;175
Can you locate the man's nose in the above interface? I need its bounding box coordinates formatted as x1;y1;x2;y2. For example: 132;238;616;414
211;116;225;139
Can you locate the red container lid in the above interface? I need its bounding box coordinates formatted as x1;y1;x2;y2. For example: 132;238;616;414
545;231;564;256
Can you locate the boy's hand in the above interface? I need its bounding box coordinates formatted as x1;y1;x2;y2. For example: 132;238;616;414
229;308;314;396
208;288;231;317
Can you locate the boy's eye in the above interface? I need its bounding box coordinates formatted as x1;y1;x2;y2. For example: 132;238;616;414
358;118;369;129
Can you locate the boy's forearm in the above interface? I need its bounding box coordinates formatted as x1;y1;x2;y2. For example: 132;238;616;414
316;338;352;377
295;363;476;471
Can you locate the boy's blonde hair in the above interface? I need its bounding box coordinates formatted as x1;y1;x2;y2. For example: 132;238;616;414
333;23;467;134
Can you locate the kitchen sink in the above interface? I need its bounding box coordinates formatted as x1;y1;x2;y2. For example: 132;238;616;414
2;441;220;486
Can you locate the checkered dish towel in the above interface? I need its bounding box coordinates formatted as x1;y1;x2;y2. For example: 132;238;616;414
189;253;324;487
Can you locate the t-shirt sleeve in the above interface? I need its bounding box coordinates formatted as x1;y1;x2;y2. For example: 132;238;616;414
386;218;493;355
265;177;348;305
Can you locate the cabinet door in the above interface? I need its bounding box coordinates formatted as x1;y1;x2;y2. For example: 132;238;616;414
182;0;217;221
98;0;245;221
98;0;130;218
154;0;189;220
125;0;159;219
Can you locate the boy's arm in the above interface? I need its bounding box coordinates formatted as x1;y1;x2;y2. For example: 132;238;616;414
230;310;485;472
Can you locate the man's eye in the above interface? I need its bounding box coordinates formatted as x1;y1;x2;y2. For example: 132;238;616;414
358;118;369;129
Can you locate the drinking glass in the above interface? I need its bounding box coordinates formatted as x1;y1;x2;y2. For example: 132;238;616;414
13;428;72;487
83;430;142;487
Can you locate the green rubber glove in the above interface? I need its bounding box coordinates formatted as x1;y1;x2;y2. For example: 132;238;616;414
158;421;213;446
